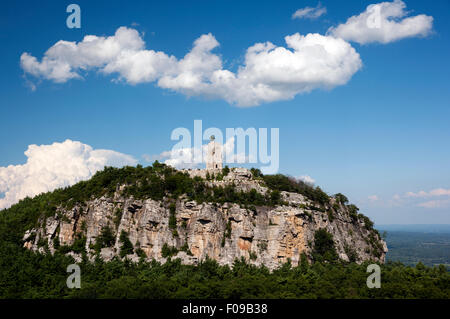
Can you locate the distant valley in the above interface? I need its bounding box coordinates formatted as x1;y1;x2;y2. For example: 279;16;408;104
376;225;450;268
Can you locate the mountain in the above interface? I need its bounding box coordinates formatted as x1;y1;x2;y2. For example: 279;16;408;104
18;163;386;269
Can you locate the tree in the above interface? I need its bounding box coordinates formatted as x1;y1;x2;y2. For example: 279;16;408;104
270;190;281;204
119;230;134;258
250;168;263;178
95;225;115;252
53;236;60;249
334;193;349;204
161;243;178;258
168;203;177;237
222;166;230;176
347;204;359;220
313;229;337;262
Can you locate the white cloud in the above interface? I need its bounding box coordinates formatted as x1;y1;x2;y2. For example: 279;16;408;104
292;3;327;20
20;27;174;84
328;0;433;44
0;140;137;210
368;195;379;201
429;189;450;196
405;188;450;198
418;199;450;209
380;188;450;209
297;175;315;185
405;190;428;197
163;147;203;169
21;27;362;106
141;154;153;163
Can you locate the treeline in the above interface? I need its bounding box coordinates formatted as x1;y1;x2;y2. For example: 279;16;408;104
259;171;330;206
0;245;449;298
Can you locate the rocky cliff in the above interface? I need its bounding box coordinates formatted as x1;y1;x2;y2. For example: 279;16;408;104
23;166;387;269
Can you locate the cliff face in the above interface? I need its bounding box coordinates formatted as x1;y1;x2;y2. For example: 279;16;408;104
23;168;387;269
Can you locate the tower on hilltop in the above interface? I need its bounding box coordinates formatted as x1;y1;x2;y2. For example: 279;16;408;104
206;135;222;170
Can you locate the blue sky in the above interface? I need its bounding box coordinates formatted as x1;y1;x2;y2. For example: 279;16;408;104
1;0;450;224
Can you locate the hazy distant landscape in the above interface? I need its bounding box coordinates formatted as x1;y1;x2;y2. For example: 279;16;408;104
377;225;450;268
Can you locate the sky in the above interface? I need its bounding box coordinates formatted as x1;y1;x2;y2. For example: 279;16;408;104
1;0;450;224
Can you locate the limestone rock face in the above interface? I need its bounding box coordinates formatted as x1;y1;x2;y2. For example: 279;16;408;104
23;168;387;269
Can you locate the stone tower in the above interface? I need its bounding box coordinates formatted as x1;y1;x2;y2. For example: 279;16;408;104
206;135;222;170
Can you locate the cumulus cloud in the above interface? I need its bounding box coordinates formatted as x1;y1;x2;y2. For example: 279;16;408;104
418;199;450;209
0;140;137;210
20;27;174;84
380;188;450;209
163;147;202;169
21;27;362;106
368;195;379;201
405;188;450;198
328;0;433;44
141;153;172;163
297;175;315;185
292;3;327;20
